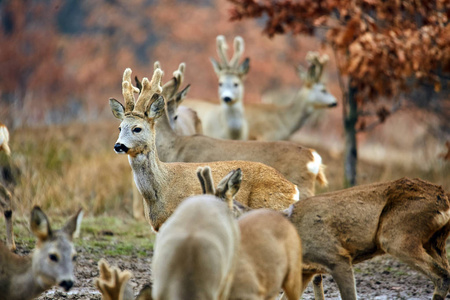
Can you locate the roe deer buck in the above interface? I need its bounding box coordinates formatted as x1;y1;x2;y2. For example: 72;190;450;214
95;259;152;300
153;62;327;198
0;183;15;251
184;35;250;140
110;67;299;231
198;166;303;300
0;206;83;300
227;177;450;300
245;51;337;141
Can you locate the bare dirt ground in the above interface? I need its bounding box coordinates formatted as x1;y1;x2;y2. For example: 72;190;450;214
2;216;441;300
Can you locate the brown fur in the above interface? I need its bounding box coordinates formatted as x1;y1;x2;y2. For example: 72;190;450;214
287;177;450;299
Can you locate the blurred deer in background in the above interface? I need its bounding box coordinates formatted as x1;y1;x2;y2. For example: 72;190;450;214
110;67;300;231
198;166;303;300
0;206;83;300
245;52;337;141
184;35;250;140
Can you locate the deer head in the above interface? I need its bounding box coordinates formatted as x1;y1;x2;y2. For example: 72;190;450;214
110;68;165;157
297;52;337;109
210;35;250;106
31;206;83;292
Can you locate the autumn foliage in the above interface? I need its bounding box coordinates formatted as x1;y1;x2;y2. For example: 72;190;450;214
229;0;450;100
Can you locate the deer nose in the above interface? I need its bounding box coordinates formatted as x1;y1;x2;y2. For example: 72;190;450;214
59;280;74;291
328;102;337;108
223;96;233;103
114;143;129;153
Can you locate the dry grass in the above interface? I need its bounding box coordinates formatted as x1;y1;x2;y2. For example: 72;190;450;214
1;119;449;219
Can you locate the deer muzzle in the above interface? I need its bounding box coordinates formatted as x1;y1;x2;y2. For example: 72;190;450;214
59;279;74;291
114;143;129;154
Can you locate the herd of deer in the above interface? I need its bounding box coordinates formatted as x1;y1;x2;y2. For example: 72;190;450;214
0;35;449;300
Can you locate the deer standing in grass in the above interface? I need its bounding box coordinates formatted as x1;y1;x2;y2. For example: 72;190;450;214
0;122;15;250
184;35;250;140
0;206;83;300
199;166;303;300
225;177;450;300
110;67;300;231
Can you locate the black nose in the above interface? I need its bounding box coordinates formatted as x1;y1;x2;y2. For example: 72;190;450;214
328;102;337;108
59;280;74;291
223;97;232;103
114;143;129;153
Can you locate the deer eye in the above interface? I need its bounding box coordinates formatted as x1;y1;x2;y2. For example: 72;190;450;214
49;254;58;262
219;82;223;87
233;83;239;88
118;127;121;132
72;255;77;262
174;115;178;121
132;127;142;133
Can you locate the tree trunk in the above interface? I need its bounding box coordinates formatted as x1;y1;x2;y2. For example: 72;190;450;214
343;80;358;187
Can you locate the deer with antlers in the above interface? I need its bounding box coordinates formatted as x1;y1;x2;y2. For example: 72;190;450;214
184;36;336;141
184;35;249;140
0;206;83;300
244;51;337;140
110;67;300;231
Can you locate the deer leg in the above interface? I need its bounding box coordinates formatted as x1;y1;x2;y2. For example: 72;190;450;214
312;275;325;300
329;261;357;300
281;266;303;300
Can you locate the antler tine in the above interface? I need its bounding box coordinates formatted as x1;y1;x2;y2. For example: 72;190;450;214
229;36;244;69
122;68;137;112
216;35;229;68
95;259;132;300
316;54;329;80
134;68;163;113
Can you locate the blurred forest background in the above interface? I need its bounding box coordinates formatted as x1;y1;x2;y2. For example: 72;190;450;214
0;0;448;216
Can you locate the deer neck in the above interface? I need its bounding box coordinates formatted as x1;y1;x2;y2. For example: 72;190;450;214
154;110;178;161
277;87;314;134
128;131;169;205
221;101;247;139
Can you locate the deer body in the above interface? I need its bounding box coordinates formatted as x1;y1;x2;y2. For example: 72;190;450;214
152;196;240;300
111;68;299;231
286;177;450;299
0;206;83;300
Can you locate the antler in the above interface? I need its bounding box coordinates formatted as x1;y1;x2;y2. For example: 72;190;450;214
156;61;186;101
95;259;133;300
305;51;329;83
133;68;163;113
214;35;246;73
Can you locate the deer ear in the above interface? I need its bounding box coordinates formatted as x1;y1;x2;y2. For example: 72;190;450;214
238;58;250;76
149;95;165;120
109;98;125;120
175;85;191;106
210;57;222;76
62;208;84;240
30;206;52;242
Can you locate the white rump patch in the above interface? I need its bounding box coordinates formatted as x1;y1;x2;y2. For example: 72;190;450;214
292;186;300;202
307;151;322;175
